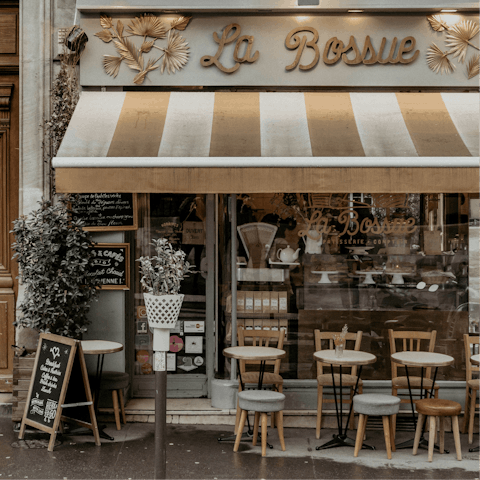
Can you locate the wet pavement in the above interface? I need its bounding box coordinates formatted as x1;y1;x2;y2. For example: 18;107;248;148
0;417;478;479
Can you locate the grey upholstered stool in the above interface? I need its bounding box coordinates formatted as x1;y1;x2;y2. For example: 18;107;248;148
98;371;130;430
413;399;462;462
353;394;401;459
234;390;286;457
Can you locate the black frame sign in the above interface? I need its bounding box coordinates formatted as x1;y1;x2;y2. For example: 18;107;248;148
73;193;138;231
91;243;130;290
19;333;100;451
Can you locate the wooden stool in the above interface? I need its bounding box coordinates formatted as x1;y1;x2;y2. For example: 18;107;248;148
98;371;129;431
413;399;462;462
353;394;401;459
234;390;286;457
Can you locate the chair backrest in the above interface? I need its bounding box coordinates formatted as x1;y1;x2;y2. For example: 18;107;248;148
388;329;437;380
463;334;480;382
237;326;286;375
314;329;363;377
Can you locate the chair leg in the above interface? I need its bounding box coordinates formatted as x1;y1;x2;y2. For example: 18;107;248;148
234;386;242;435
389;416;396;452
439;416;445;454
276;411;286;451
452;415;462;461
412;413;424;456
118;388;126;425
112;390;121;431
468;388;476;444
316;385;323;439
354;414;367;458
382;416;392;460
428;416;436;462
234;410;248;452
252;412;260;446
462;386;471;434
261;412;268;457
391;386;398;440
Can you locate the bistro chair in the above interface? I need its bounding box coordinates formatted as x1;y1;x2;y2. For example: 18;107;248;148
234;326;286;434
388;329;438;439
462;334;479;444
314;329;363;439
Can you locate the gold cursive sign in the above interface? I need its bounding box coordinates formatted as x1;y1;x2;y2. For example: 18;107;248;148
298;209;418;239
200;23;259;73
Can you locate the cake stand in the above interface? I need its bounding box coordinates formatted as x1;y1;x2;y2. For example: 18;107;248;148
355;271;383;285
312;271;339;284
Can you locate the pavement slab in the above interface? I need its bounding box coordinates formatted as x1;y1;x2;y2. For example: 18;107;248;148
0;417;478;479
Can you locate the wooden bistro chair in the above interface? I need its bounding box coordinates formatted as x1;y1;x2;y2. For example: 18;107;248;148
314;329;363;439
462;334;479;444
234;326;286;434
388;329;438;439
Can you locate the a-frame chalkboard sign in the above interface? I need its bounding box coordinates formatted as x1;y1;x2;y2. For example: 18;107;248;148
19;333;101;451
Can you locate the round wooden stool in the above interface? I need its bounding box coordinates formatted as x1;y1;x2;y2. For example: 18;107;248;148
234;390;286;457
353;394;401;459
413;399;462;462
96;371;130;431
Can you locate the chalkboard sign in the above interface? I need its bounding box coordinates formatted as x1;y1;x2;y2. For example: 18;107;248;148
19;333;100;451
90;243;130;290
72;193;138;231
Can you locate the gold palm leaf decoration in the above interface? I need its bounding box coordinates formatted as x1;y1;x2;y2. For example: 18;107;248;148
114;37;144;72
427;14;450;32
95;29;114;43
445;20;480;63
100;14;113;29
170;16;192;31
127;14;167;39
133;58;160;85
140;40;155;53
160;31;189;74
467;53;480;79
116;20;124;37
103;55;122;77
426;43;456;74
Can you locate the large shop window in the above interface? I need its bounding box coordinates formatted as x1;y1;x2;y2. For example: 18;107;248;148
217;193;479;383
134;194;207;378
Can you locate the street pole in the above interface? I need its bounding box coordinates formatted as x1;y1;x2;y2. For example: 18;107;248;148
154;351;167;479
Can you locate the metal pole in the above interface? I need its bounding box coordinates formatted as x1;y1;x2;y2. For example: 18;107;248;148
154;352;167;480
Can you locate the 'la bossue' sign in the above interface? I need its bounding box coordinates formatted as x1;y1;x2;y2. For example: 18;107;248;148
73;193;138;231
90;243;130;290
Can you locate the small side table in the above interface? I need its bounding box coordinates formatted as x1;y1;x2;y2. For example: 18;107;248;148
81;340;124;441
313;349;376;450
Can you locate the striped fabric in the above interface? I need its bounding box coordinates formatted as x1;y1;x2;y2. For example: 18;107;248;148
57;91;479;158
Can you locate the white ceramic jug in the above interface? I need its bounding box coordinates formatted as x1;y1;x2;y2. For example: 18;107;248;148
303;230;323;254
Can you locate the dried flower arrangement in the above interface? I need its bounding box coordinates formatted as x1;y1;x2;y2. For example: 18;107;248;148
333;324;349;347
96;13;191;84
426;16;479;78
137;238;194;296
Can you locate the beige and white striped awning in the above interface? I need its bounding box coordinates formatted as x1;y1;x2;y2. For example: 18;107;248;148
54;91;479;193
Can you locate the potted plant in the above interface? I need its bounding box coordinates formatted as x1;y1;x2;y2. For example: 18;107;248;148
137;238;194;348
11;195;100;339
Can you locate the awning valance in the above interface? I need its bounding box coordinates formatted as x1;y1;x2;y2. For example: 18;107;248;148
53;91;479;193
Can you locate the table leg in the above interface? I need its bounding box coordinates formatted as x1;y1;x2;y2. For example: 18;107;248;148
316;364;374;451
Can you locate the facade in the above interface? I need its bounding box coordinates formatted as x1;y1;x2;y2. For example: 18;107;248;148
12;0;480;414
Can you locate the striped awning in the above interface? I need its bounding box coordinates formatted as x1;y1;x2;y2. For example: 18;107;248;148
54;91;479;193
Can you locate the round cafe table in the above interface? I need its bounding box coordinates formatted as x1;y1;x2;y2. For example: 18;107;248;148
469;354;479;452
81;340;124;441
391;351;454;451
313;349;376;450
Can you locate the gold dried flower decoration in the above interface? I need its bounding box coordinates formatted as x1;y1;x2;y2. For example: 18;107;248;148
95;13;191;84
426;16;479;78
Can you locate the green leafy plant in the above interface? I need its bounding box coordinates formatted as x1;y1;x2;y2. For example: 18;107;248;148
11;196;100;338
137;238;194;295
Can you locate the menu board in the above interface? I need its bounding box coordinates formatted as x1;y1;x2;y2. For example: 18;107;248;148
19;333;100;451
25;338;72;428
72;193;138;231
91;243;130;290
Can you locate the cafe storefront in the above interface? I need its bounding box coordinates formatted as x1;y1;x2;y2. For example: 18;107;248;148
52;1;479;409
